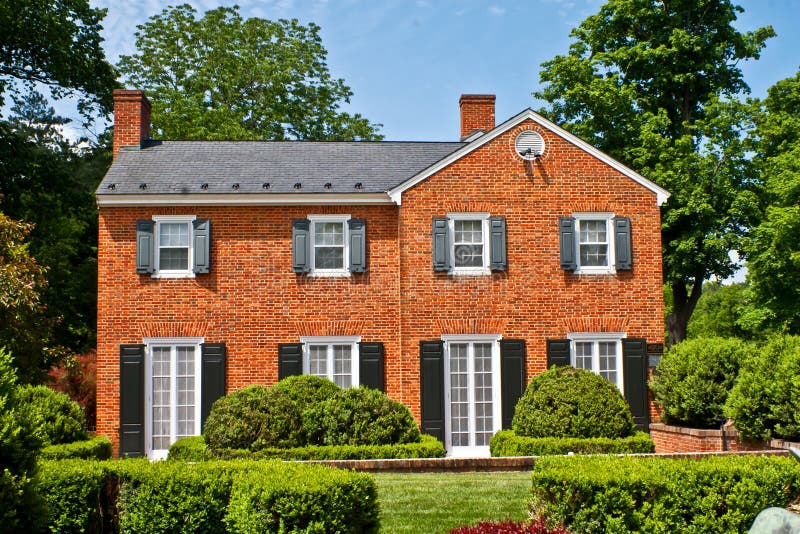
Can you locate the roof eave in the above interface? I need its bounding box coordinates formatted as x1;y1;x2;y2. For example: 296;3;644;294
96;192;396;207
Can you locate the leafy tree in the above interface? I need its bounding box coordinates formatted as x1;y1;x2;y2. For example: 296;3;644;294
535;0;773;344
0;210;65;382
118;4;382;141
685;282;766;340
0;0;116;117
0;91;106;364
744;68;800;333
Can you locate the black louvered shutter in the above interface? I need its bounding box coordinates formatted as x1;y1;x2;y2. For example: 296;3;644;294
614;217;632;270
193;219;211;274
359;342;384;391
432;218;450;271
500;339;526;429
420;340;445;443
546;339;571;368
120;344;145;457
558;217;576;270
278;343;303;379
200;343;226;428
489;216;507;271
623;338;649;430
292;219;311;273
348;219;367;273
136;220;155;274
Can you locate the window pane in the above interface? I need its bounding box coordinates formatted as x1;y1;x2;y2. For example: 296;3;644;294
579;244;608;266
449;344;470;447
159;223;190;247
176;347;195;439
309;345;327;377
159;248;189;270
314;222;344;246
599;342;617;385
574;342;593;370
152;347;171;450
454;220;483;244
473;343;493;446
579;220;607;244
454;244;484;267
315;247;344;269
333;345;352;388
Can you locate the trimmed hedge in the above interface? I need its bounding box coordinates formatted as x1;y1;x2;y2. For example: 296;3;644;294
35;458;380;533
513;367;635;439
531;454;800;534
650;337;753;428
489;430;654;456
169;434;445;461
225;462;378;533
40;436;112;460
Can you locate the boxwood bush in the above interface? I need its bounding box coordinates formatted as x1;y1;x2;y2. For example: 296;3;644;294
531;454;800;533
40;436;112;460
304;386;421;446
202;385;271;451
16;384;88;446
490;430;654;456
726;334;800;441
169;434;445;461
650;337;753;428
35;458;380;533
512;367;635;439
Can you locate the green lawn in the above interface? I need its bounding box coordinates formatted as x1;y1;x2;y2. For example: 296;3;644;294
373;471;532;534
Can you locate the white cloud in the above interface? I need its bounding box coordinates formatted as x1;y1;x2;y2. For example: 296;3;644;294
488;5;506;16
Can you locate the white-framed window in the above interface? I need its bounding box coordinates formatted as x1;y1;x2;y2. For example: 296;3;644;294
567;332;624;392
143;337;203;460
308;214;350;276
573;212;615;274
152;215;196;278
442;334;502;457
447;212;490;275
300;336;360;387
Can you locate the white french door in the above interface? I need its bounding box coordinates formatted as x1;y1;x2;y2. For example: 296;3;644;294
145;340;202;460
443;336;501;457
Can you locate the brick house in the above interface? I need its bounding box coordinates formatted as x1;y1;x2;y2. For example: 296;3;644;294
96;90;668;459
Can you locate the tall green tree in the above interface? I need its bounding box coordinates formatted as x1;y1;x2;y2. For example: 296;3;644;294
118;4;382;141
744;68;800;332
535;0;773;344
0;0;116;117
0;92;106;362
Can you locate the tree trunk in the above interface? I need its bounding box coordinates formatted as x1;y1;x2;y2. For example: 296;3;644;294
667;277;704;346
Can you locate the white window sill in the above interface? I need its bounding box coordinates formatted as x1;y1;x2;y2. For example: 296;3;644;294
151;272;196;279
573;267;616;275
449;268;491;276
308;270;351;278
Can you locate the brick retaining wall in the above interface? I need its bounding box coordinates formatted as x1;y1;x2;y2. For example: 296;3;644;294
650;423;769;453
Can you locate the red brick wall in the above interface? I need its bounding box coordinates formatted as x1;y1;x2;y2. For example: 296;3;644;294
650;423;768;453
460;95;496;138
96;205;401;453
96;118;666;455
395;119;665;416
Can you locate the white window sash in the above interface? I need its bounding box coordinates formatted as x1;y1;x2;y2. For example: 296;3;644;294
152;215;197;278
446;213;491;275
572;212;615;275
300;336;361;386
566;332;624;393
307;214;351;277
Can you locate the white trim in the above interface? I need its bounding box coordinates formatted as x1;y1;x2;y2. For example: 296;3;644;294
97;193;394;207
387;109;670;206
143;336;204;461
441;334;502;458
151;215;196;279
572;212;615;275
299;335;361;387
567;332;625;394
307;214;351;277
446;212;491;276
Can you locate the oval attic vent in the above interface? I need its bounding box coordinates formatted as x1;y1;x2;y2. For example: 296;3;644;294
515;130;545;160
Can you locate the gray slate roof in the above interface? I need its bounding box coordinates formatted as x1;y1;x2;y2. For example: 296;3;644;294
98;140;465;195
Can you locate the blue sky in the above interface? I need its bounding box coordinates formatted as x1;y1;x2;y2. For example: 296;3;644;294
92;0;800;141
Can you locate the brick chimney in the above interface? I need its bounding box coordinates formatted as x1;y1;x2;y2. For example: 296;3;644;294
112;89;151;159
459;94;495;139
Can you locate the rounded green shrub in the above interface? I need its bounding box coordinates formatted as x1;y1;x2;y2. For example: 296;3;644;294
512;366;635;439
304;387;421;446
649;337;754;428
726;335;800;441
204;377;341;451
16;385;87;446
203;385;271;451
